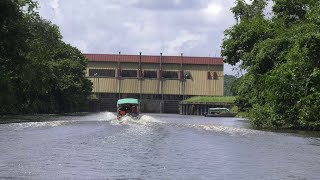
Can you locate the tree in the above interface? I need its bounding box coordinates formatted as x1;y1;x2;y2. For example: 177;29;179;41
222;0;320;130
0;0;30;113
224;75;237;96
0;0;92;114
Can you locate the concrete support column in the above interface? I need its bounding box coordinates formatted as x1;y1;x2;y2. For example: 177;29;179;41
201;105;204;115
182;104;184;115
196;105;200;115
160;101;163;114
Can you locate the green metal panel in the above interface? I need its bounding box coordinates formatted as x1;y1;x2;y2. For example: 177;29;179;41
117;98;139;105
208;108;229;112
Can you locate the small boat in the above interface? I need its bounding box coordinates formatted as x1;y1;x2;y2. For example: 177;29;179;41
204;108;237;117
116;98;140;120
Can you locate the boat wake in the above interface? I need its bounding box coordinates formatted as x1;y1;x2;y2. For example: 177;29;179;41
97;112;117;122
7;120;74;130
186;124;271;136
108;114;162;126
6;112;117;130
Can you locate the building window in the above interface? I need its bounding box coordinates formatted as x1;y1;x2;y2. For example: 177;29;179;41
161;71;179;79
184;71;191;80
207;72;219;80
179;71;184;80
137;69;142;78
213;72;219;80
121;70;137;78
207;72;211;80
143;70;157;79
89;69;115;77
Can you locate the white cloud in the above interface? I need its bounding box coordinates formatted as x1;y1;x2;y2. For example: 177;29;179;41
203;3;223;17
48;0;63;22
166;30;205;54
36;0;239;75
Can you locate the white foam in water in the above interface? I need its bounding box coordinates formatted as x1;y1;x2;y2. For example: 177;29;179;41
190;124;269;136
10;121;70;130
108;114;162;126
136;115;162;124
98;112;117;122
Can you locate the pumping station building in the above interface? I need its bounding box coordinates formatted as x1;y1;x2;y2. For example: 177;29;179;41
84;53;224;113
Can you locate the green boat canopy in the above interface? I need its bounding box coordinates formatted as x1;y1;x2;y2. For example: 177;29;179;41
117;98;139;105
208;108;229;112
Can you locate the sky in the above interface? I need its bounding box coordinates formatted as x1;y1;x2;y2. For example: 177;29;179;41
35;0;244;75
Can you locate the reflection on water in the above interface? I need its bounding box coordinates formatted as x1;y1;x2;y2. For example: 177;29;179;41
0;112;320;179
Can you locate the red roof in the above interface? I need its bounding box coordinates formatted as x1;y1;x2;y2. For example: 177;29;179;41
84;54;223;65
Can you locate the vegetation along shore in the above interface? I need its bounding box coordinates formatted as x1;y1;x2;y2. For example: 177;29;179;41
222;0;320;130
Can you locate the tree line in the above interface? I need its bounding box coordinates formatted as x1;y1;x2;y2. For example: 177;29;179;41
0;0;92;114
222;0;320;130
224;75;237;96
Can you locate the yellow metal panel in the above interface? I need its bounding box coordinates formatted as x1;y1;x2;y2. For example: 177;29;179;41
89;78;118;93
162;80;180;94
141;79;159;94
184;70;208;96
120;79;139;93
87;61;224;96
182;70;224;96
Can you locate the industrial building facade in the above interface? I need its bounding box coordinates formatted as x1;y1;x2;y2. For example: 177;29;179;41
84;53;224;113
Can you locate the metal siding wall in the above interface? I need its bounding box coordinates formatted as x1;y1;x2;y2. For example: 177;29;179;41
183;64;207;71
162;80;180;94
162;64;181;70
209;65;223;71
119;63;139;69
141;64;159;69
184;71;208;96
208;71;224;96
120;79;139;93
87;62;224;96
88;62;118;69
88;78;118;93
183;70;224;96
217;71;224;96
142;79;159;94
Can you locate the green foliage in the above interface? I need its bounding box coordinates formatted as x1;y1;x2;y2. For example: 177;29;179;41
224;75;237;96
222;0;320;130
183;96;236;103
0;0;92;114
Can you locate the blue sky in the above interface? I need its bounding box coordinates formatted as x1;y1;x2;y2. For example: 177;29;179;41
36;0;244;75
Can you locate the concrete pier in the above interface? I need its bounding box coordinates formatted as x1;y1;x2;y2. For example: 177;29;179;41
179;102;234;116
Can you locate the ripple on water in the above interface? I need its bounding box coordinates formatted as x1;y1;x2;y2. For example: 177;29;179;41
7;121;73;130
185;124;273;137
108;114;163;126
95;112;117;121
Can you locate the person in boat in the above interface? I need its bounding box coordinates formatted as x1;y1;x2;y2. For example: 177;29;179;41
118;106;126;116
131;105;137;114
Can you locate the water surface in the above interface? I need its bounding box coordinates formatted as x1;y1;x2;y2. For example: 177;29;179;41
0;112;319;179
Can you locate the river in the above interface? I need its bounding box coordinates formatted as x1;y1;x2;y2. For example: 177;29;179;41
0;112;320;179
